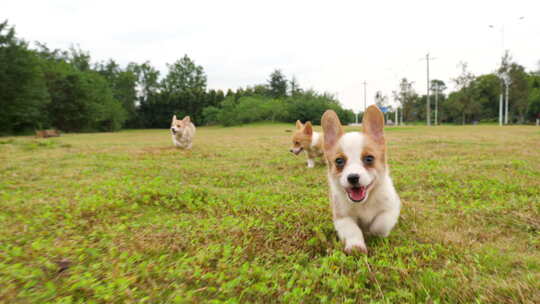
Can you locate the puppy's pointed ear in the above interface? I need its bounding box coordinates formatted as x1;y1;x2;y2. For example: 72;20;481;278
172;115;177;123
362;105;385;145
322;110;343;151
303;121;313;135
182;116;191;123
295;120;303;129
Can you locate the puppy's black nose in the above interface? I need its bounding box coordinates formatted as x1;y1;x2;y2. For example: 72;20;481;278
347;174;360;185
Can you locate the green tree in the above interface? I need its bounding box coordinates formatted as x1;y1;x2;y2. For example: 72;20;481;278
290;76;302;96
0;20;50;133
34;45;126;132
268;69;288;98
202;106;221;125
470;74;500;121
131;61;160;105
68;46;91;72
507;63;529;123
527;72;540;121
453;62;479;124
96;59;138;126
162;55;206;95
396;78;416;122
44;66;126;132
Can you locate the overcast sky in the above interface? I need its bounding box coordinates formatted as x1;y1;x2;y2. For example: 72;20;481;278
5;0;540;111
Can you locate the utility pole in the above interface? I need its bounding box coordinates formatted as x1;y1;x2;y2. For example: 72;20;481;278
426;53;430;126
395;107;398;126
421;54;435;126
434;83;439;125
489;17;524;126
400;105;403;125
500;72;511;125
362;81;367;113
505;78;510;124
499;95;503;126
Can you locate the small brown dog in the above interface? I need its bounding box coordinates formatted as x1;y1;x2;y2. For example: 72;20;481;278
35;129;60;138
171;115;196;149
289;120;323;168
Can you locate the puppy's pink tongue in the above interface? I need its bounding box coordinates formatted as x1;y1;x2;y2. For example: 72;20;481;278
347;187;366;201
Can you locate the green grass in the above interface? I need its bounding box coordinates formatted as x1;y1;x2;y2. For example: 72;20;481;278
1;124;539;303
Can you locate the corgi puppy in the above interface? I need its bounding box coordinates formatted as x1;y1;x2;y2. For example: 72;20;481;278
171;115;196;149
321;105;401;254
290;120;324;168
35;129;60;138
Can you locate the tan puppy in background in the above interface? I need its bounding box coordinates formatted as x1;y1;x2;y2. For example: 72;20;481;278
290;120;324;168
171;115;196;149
321;106;401;254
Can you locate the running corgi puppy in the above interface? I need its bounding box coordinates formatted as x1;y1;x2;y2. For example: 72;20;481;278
321;106;401;254
290;120;324;168
171;115;196;149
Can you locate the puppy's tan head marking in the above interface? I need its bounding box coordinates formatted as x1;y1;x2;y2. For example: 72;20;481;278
332;151;347;174
362;105;386;166
321;110;344;156
362;105;385;146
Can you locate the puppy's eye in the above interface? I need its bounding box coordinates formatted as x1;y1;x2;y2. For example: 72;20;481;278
335;157;346;168
363;155;375;165
295;141;300;145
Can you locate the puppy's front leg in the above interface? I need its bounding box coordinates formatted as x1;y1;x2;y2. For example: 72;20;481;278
334;217;367;254
368;209;399;237
307;158;315;168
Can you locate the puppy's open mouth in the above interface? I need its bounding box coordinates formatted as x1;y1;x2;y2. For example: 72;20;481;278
291;147;303;155
346;184;372;203
171;129;176;134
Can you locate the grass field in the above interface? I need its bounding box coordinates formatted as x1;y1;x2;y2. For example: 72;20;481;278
1;124;539;303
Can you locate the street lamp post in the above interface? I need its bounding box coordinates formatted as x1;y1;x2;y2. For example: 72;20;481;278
502;73;511;124
363;81;367;113
489;16;524;126
499;94;503;126
434;83;439;125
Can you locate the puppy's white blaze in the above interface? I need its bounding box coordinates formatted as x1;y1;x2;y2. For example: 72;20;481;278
339;132;364;160
336;132;376;189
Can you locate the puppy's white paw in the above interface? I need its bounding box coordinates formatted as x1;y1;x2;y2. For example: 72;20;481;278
307;159;315;168
344;239;368;255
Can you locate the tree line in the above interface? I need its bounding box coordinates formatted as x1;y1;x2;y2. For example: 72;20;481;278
2;19;539;135
382;58;540;125
0;20;354;134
